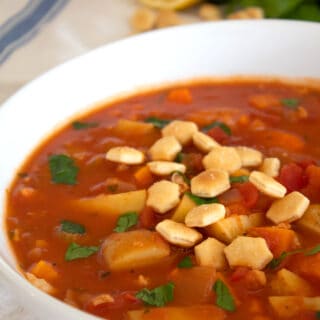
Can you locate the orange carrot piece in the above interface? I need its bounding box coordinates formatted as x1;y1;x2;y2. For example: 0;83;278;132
35;240;48;248
248;226;296;258
249;94;281;110
167;88;192;104
30;260;58;282
134;166;154;188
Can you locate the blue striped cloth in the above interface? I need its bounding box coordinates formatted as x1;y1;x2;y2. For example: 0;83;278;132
0;0;68;65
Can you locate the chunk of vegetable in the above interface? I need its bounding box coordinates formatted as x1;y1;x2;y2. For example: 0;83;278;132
171;194;196;223
113;119;155;136
270;268;313;296
25;272;56;295
127;305;226;320
297;204;320;236
29;260;58;282
168;266;216;305
72;190;146;216
102;230;170;271
205;213;264;243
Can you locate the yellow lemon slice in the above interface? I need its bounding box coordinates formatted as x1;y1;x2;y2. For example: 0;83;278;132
139;0;202;10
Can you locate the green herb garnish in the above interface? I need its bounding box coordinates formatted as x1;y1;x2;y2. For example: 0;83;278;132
202;121;232;136
281;98;300;109
171;171;190;184
144;117;171;129
178;256;193;268
136;282;175;307
305;244;320;256
229;175;249;183
175;152;185;163
113;212;139;233
213;279;236;312
65;242;99;261
49;154;79;185
186;192;218;205
61;220;85;234
72;121;98;130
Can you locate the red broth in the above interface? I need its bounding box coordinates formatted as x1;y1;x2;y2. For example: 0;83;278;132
6;80;320;320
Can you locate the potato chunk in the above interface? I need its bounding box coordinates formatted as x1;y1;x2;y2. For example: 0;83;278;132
205;213;264;243
171;194;196;222
102;230;170;271
270;268;313;296
72;190;146;216
224;236;273;270
297;204;320;235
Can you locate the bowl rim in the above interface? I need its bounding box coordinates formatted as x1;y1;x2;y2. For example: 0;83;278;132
1;19;320;319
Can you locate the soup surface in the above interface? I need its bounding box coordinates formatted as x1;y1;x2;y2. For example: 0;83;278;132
6;80;320;320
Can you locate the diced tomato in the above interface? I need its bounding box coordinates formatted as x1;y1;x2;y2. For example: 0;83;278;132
229;267;250;282
237;182;259;209
183;153;204;176
278;163;308;192
206;127;229;144
297;159;316;170
139;206;157;229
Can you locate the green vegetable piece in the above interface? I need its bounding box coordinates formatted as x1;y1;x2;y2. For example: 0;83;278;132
213;279;236;312
281;98;300;109
178;256;193;268
136;282;175;307
175;152;185;163
316;311;320;319
113;212;139;233
305;244;320;256
49;154;79;185
268;252;289;269
72;121;98;130
171;170;190;184
61;220;85;234
186;192;218;205
144;117;171;129
65;242;99;261
229;175;249;183
202;121;232;136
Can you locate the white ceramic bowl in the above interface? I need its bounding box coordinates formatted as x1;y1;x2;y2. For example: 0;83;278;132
1;20;320;320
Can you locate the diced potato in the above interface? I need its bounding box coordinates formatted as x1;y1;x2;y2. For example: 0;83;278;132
205;213;264;244
244;270;267;290
127;305;226;320
113;119;155;135
269;296;304;318
168;267;216;305
25;272;56;295
297;204;320;235
195;238;227;270
171;194;196;222
270;268;313;296
102;230;170;271
224;236;273;270
72;190;146;216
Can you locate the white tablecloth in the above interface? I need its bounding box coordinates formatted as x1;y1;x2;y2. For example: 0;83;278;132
0;1;198;318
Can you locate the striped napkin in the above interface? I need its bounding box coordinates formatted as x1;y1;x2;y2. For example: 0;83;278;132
0;1;135;318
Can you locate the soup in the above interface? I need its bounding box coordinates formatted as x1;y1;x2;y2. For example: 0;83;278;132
6;79;320;319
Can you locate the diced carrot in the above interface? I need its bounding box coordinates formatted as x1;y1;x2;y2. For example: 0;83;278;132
306;165;320;189
247;226;296;258
167;88;192;104
238;114;250;126
134;166;154;188
30;260;58;282
290;253;320;283
138;206;157;229
35;240;48;248
254;130;305;152
249;94;281;110
297;106;308;119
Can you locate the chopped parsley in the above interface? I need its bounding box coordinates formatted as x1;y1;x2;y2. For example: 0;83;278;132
281;98;300;109
49;154;79;185
65;242;99;261
178;256;193;268
202;121;232;136
144;117;171;129
72;121;98;130
213;279;236;312
175;152;185;163
61;220;85;234
113;212;139;233
229;175;249;183
136;282;175;307
305;244;320;256
186;192;218;205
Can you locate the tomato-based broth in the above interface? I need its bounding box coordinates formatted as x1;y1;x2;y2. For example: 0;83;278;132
5;80;320;320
